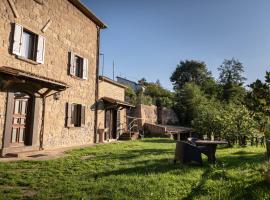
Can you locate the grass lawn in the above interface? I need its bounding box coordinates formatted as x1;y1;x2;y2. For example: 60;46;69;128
0;138;269;200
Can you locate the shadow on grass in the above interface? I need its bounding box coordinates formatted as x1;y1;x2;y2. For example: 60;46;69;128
232;150;261;155
91;146;267;177
92;158;204;180
94;148;174;163
226;180;269;200
182;167;213;200
219;153;266;169
140;138;176;144
181;152;268;199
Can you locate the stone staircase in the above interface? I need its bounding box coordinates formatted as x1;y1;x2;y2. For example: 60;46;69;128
119;116;142;141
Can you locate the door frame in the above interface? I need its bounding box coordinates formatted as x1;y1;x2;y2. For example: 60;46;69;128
104;108;120;140
10;93;32;146
2;92;40;151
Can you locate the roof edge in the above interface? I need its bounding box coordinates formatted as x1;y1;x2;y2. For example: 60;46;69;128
99;76;128;89
68;0;107;29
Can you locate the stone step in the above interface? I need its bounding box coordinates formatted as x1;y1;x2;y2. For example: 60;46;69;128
5;150;44;158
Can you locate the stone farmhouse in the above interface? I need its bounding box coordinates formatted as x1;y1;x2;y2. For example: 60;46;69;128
0;0;136;157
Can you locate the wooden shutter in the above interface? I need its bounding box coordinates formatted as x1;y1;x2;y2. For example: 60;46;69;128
69;52;75;76
82;58;88;80
66;103;73;127
36;35;46;64
81;105;86;126
12;23;23;56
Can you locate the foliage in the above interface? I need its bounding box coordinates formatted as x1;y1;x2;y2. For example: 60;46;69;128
0;138;269;200
192;100;261;144
125;86;137;105
245;71;270;115
245;71;270;138
170;58;270;145
218;58;247;103
127;78;175;108
191;99;225;139
144;82;174;108
170;60;219;125
136;92;153;106
138;77;147;86
218;58;246;85
174;83;208;125
170;60;213;90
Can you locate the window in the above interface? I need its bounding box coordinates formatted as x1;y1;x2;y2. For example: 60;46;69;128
66;103;85;127
21;30;37;60
69;52;88;80
12;23;45;64
74;55;84;78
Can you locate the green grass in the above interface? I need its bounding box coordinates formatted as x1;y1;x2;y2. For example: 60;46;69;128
0;138;269;200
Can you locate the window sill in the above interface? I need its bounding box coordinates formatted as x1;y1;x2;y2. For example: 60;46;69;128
16;56;40;65
67;126;85;129
70;75;85;81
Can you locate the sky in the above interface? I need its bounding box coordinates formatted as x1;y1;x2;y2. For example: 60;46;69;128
82;0;270;90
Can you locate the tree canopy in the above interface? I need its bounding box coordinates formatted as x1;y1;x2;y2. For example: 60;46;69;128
218;58;247;103
218;58;246;85
170;60;213;90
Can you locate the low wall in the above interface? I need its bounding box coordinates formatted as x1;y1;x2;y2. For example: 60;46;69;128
160;107;179;125
144;123;171;138
128;104;179;129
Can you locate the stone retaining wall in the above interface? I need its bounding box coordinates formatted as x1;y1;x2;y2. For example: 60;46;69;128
129;104;179;129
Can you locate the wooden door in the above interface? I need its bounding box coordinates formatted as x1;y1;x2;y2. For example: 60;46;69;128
105;109;120;140
10;93;30;146
112;110;117;139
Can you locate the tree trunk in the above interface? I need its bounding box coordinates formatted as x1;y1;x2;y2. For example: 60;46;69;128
266;139;270;158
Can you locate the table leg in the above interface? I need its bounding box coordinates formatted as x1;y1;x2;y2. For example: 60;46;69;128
208;145;217;164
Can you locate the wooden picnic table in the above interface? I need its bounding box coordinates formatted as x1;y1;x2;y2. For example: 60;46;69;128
195;140;228;164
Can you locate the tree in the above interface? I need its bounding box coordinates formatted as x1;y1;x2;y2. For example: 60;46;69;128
245;71;270;115
144;82;174;108
192;101;259;146
218;58;247;102
138;78;147;86
170;60;213;90
174;83;208;125
245;71;270;138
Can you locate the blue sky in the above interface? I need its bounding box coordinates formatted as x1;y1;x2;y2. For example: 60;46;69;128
82;0;270;90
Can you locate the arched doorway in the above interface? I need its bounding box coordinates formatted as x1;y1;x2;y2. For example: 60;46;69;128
10;92;32;146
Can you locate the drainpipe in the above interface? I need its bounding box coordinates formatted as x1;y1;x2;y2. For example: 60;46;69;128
94;27;100;143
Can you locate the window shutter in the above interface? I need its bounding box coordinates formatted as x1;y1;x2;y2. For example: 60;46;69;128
12;23;23;56
69;52;75;76
36;35;46;64
82;58;88;80
81;105;86;126
66;103;73;127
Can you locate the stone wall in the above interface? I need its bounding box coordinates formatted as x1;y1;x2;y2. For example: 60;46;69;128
0;0;100;149
144;123;166;136
130;104;179;129
160;107;179;125
0;93;7;148
99;80;125;101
